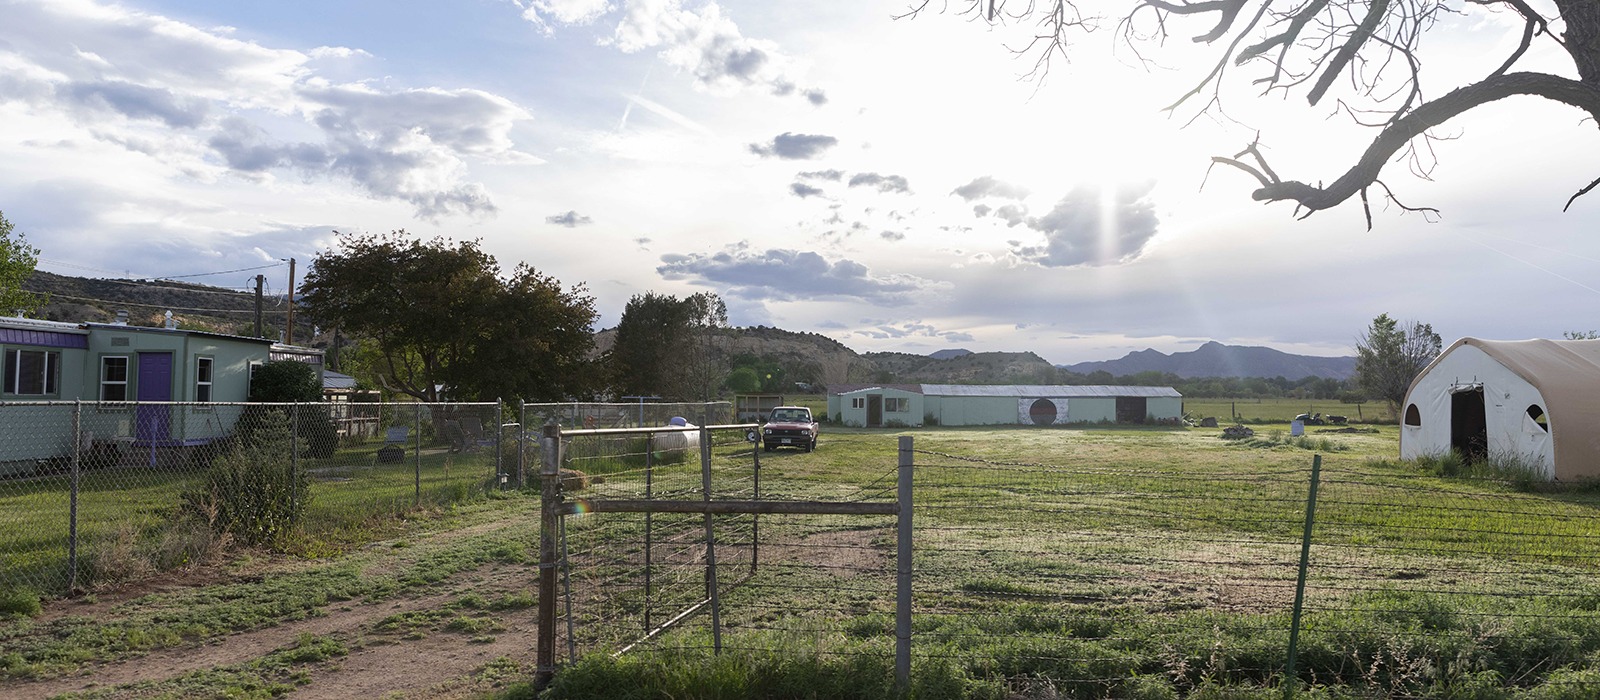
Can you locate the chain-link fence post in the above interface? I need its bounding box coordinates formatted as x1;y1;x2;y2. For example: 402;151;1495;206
291;402;301;524
414;402;422;507
518;401;527;490
68;399;82;593
494;398;504;490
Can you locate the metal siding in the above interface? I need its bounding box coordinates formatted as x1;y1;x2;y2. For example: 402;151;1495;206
921;384;1182;398
1147;397;1184;420
0;328;89;349
1069;398;1117;423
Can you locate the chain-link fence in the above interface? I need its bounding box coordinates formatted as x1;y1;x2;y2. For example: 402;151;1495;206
0;400;501;597
520;401;732;431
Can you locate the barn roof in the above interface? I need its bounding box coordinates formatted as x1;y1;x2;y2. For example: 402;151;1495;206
1409;337;1600;477
922;384;1182;398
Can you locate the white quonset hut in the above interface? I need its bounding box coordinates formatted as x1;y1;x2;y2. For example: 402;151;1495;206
828;384;1183;428
1399;338;1600;481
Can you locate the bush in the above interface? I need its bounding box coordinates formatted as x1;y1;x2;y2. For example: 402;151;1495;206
0;588;41;620
186;411;307;548
242;360;337;458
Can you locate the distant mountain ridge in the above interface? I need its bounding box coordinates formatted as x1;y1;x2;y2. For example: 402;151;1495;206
1062;341;1355;380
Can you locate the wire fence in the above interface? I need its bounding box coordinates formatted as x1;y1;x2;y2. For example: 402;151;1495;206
0;400;501;597
546;423;904;679
543;435;1600;697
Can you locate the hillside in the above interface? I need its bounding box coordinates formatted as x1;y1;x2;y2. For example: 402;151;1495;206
1062;340;1356;380
864;350;1059;384
21;270;305;339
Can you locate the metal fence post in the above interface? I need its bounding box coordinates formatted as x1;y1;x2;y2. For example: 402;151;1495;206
69;400;82;593
536;422;561;689
1284;454;1322;699
644;434;655;631
494;399;503;491
517;402;526;490
751;428;760;576
291;402;300;520
700;421;722;654
896;435;913;689
414;402;422;507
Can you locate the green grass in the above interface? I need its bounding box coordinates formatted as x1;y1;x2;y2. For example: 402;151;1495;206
14;422;1600;698
0;435;505;595
1183;397;1390;424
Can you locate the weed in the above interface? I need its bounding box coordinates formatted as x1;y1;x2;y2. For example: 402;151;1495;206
0;588;41;619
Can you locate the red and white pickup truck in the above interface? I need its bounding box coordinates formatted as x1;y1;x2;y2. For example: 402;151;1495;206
761;406;818;452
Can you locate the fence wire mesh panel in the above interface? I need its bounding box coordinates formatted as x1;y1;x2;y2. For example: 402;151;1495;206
550;425;902;672
521;401;732;431
0;400;502;597
1296;463;1600;698
908;445;1600;698
911;448;1315;696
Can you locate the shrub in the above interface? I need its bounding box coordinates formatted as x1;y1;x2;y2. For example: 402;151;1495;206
186;410;307;548
0;588;41;619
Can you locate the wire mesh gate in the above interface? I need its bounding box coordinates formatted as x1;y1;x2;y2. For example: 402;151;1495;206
534;426;913;689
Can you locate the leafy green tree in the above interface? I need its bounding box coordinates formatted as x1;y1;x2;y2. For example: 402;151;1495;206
1355;314;1442;411
1564;331;1600;340
245;360;336;458
0;210;43;315
725;366;761;394
300;231;598;402
610;291;729;401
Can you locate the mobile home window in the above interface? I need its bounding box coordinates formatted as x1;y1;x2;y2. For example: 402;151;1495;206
196;357;214;402
4;349;59;396
850;397;865;409
101;356;129;401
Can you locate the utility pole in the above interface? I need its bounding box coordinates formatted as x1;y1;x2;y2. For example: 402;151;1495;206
254;275;265;338
285;258;296;345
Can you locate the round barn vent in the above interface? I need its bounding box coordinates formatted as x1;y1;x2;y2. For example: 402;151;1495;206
1029;398;1057;426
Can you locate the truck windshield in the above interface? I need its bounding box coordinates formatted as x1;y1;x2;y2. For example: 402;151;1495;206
771;409;807;422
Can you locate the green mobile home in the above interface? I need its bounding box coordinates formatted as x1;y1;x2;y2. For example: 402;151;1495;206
1;315;297;472
831;386;926;428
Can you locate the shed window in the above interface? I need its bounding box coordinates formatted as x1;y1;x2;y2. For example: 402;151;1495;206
4;349;59;396
885;397;909;413
1527;405;1548;432
101;356;129;401
850;397;865;409
1404;404;1421;426
195;357;214;402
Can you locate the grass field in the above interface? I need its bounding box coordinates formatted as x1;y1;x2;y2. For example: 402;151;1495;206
7;421;1600;699
1181;397;1393;424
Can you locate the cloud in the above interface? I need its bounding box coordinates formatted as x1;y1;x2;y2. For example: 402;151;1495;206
797;169;843;181
657;244;939;305
848;172;911;194
790;182;825;198
993;203;1028;227
634;237;653;250
855;321;975;343
880;230;905;242
60;80;209;128
952;176;1030;201
749;132;837;159
973;204;991;217
1011;182;1160;267
546;210;594;227
602;0;824;103
522;0;613;31
0;1;531;220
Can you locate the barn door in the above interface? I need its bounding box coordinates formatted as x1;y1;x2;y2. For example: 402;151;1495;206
1451;388;1488;463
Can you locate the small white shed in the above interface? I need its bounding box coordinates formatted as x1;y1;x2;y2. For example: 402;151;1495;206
1399;338;1600;481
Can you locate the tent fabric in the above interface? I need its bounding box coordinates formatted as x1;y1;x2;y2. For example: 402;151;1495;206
1405;338;1600;479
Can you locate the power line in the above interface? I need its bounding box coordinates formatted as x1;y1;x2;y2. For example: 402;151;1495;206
36;276;264;298
157;262;285;279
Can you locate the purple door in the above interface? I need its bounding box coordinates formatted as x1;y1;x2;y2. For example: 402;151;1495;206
136;353;173;444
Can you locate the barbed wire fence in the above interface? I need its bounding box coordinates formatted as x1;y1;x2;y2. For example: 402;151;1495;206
0;400;500;597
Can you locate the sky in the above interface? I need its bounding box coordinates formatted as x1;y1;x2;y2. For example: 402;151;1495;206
1;0;1597;365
